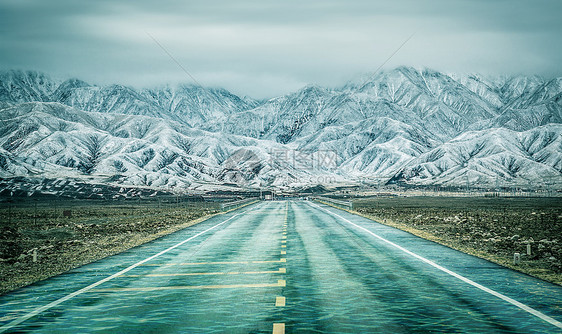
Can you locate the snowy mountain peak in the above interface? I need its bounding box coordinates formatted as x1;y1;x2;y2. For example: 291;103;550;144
1;68;561;192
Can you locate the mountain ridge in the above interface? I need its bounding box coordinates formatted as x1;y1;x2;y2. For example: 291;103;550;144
1;68;561;193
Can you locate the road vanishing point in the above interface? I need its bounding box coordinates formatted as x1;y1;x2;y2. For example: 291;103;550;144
1;201;561;333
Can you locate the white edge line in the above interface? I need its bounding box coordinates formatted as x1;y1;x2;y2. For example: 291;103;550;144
0;203;261;333
309;201;562;329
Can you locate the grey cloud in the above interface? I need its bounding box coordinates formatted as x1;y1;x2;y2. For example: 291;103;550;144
1;0;561;98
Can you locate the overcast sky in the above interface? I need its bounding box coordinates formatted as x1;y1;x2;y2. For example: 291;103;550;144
1;0;561;98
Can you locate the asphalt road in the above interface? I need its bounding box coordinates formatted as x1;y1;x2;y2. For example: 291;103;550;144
1;201;561;333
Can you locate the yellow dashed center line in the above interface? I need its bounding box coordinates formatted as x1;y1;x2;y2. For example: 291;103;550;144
275;296;286;307
273;323;285;334
273;202;288;333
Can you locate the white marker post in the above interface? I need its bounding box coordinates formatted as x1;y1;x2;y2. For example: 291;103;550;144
513;253;521;264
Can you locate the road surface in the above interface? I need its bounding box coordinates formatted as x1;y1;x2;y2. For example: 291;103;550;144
1;201;561;333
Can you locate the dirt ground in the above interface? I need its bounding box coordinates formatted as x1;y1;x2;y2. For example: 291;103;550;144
0;199;220;295
352;196;562;285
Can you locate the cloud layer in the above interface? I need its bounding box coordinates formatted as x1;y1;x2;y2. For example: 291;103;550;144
1;0;561;98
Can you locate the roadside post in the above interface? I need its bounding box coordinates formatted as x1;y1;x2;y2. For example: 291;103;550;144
513;252;521;264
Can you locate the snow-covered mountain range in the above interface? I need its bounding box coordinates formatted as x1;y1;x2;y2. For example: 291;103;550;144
1;67;561;193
